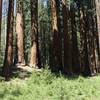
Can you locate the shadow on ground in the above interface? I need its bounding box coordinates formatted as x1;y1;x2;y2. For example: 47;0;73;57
0;66;32;81
11;66;32;79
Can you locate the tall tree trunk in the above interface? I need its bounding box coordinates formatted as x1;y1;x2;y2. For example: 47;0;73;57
70;5;80;74
95;0;100;72
2;0;14;79
87;0;97;75
79;0;97;75
62;0;72;74
16;0;25;65
0;0;2;53
50;0;62;72
30;0;40;68
95;0;100;57
79;2;92;75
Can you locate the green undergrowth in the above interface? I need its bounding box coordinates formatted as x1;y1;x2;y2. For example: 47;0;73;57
0;69;100;100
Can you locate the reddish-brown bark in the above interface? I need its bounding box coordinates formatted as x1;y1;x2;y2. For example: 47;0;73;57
2;0;14;79
30;0;40;68
50;0;62;72
16;0;25;65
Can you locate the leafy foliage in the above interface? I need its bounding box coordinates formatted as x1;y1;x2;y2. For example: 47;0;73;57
0;69;100;100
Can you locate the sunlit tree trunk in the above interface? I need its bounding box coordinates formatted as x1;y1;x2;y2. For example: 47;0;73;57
95;0;100;72
16;0;25;65
50;0;62;72
95;0;100;55
30;0;40;68
2;0;14;80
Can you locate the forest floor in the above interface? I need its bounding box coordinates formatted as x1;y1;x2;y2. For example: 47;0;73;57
0;68;100;100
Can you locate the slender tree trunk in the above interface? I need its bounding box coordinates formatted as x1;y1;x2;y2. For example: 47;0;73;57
4;0;8;46
56;0;63;71
16;0;25;65
30;0;40;68
0;0;2;52
2;0;14;80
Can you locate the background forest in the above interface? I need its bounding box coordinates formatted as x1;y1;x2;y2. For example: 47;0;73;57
0;0;100;100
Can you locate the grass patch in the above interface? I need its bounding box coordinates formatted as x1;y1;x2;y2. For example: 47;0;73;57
0;69;100;100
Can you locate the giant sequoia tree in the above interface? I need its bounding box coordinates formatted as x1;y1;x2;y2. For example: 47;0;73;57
16;0;25;65
62;0;72;74
1;0;100;79
78;0;99;75
50;0;62;72
30;0;40;68
95;0;100;72
2;0;14;79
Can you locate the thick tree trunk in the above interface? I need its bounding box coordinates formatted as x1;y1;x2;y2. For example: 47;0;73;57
16;0;25;65
2;0;14;79
87;0;97;75
62;0;72;74
79;4;88;74
30;0;40;68
70;5;80;74
79;2;92;75
50;0;62;72
95;0;100;56
79;1;97;75
95;0;100;72
0;0;2;52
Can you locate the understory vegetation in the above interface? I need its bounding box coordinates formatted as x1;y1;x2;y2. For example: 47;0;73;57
1;0;100;100
0;69;100;100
